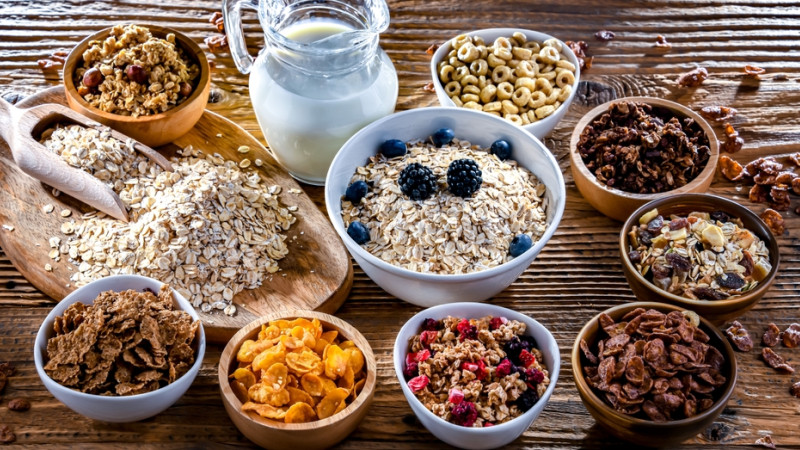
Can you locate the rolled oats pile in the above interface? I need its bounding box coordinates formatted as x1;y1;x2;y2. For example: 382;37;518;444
628;208;772;300
341;136;548;274
43;125;296;316
75;24;199;117
403;316;550;427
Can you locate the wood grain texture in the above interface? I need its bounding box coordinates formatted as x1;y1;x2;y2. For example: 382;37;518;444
1;0;799;448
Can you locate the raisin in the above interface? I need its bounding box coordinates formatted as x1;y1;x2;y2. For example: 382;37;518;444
7;398;29;412
638;229;653;245
739;251;754;277
628;250;642;264
762;323;781;347
717;273;745;290
646;216;664;234
709;210;730;223
665;252;691;273
668;217;689;230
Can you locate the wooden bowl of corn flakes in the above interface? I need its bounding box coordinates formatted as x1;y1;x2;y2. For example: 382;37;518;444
218;310;376;450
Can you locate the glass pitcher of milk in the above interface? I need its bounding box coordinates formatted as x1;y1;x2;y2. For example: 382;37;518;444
223;0;398;185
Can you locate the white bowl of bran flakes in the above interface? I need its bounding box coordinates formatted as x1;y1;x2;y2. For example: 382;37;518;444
325;107;566;306
33;274;205;422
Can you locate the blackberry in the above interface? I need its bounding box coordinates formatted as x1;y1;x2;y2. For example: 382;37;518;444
421;318;439;331
490;139;512;160
398;163;437;200
447;158;482;198
347;221;370;245
432;128;455;147
345;180;369;204
509;234;532;257
380;139;407;158
503;337;524;362
515;386;540;412
519;335;539;351
450;401;478;427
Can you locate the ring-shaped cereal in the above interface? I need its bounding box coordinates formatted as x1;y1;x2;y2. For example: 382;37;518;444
528;90;547;108
470;59;488;76
457;42;480;63
448;56;464;68
523;42;541;53
453;65;470;82
526;110;538;123
515;60;536;78
479;84;497;103
515;76;536;91
534;77;553;95
494;36;513;51
451;96;463;107
557;84;572;102
462;84;480;95
512;31;527;44
511;87;532;107
491;65;513;83
556;69;575;88
501;99;519;115
444;81;461;96
538;46;560;65
504;113;523;126
473;36;485;46
463;101;483;111
556;59;576;72
439;65;455;83
496;81;514;100
545;87;560;105
535;104;556;119
461;93;480;103
539;69;557;81
452;34;471;50
477;75;488;89
512;47;533;61
460;74;478;86
482;101;502;112
543;38;563;52
493;47;513;61
486;53;506;68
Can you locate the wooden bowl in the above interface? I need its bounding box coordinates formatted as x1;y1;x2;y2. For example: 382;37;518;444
572;302;737;447
569;97;719;221
218;310;376;450
620;193;780;325
63;25;210;147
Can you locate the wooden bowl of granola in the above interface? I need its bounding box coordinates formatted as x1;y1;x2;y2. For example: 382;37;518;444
569;97;719;222
572;302;737;447
63;24;210;147
619;193;780;325
218;310;376;450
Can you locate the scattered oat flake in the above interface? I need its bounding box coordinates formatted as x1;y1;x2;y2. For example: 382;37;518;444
677;67;708;87
655;35;672;48
1;225;14;231
43;204;55;213
237;145;250;154
239;158;251;168
594;30;615;41
45;264;53;272
755;435;776;449
425;43;439;55
254;158;263;167
289;188;302;194
216;133;223;138
60;209;72;217
422;81;435;93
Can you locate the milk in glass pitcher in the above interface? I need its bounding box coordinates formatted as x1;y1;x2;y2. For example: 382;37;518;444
223;0;398;185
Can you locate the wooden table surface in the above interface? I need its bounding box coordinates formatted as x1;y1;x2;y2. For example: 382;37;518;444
1;0;799;448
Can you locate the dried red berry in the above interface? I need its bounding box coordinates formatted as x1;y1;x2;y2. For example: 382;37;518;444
526;368;545;384
421;318;438;331
483;422;494;427
419;330;437;348
448;388;464;404
496;359;513;377
407;375;429;392
461;362;479;372
450;401;478;427
489;317;507;330
414;349;431;362
456;319;477;341
518;349;535;368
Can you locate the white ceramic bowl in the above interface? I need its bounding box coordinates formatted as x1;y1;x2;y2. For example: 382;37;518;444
430;28;581;139
33;274;206;422
393;302;560;449
324;107;566;307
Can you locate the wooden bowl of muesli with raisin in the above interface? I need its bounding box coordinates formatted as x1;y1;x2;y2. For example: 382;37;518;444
393;302;560;449
619;194;780;325
63;24;210;147
569;97;719;222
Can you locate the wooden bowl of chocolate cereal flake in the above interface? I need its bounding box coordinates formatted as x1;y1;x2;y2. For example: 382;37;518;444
569;97;719;222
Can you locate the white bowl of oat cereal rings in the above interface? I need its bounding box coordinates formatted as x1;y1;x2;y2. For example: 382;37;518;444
393;302;560;449
324;107;566;306
33;274;205;422
430;28;581;139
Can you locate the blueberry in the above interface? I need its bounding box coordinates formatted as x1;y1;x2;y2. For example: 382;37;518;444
347;221;370;245
509;234;532;257
490;139;512;160
345;180;369;204
431;128;455;147
379;139;407;158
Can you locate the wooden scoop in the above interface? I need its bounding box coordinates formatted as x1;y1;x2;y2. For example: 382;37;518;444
0;96;173;222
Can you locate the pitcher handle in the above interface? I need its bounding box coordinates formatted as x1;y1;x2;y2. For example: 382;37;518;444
223;0;259;74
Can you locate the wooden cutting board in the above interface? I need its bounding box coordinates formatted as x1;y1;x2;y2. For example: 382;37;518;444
0;87;353;343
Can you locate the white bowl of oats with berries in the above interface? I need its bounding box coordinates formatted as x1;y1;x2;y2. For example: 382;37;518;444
392;302;560;449
325;107;566;306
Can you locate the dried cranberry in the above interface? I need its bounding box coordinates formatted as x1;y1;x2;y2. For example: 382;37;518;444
420;330;437;348
483;422;494;427
519;349;536;367
496;358;513;377
407;374;429;392
448;388;464;404
414;349;431;362
457;319;478;341
451;401;478;427
421;318;438;331
489;317;507;330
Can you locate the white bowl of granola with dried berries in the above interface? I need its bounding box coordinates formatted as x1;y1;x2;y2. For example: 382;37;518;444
393;302;560;449
325;107;566;306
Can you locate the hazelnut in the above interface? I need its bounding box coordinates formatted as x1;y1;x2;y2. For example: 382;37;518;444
125;64;148;84
77;86;90;96
82;67;102;88
179;81;193;97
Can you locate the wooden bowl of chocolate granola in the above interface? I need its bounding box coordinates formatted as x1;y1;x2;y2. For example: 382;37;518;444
572;302;737;447
569;97;719;222
63;24;210;147
619;193;780;325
